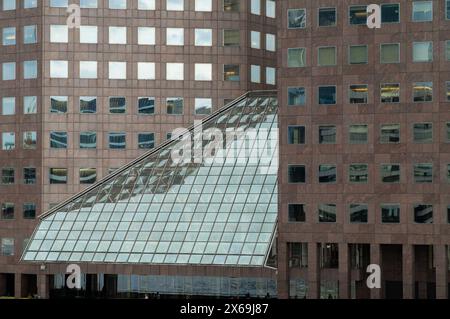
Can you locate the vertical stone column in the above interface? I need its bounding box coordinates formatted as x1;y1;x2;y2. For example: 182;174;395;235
402;244;415;299
14;273;22;298
370;243;382;299
434;244;448;299
277;241;289;299
307;242;319;299
37;274;49;299
338;243;350;298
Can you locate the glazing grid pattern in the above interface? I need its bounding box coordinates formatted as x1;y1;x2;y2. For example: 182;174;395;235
23;93;278;266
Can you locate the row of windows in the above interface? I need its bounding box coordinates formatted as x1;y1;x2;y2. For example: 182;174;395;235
287;203;445;225
0;202;36;220
287;42;450;68
1;167;36;184
0;61;275;84
287;1;450;28
287;163;449;185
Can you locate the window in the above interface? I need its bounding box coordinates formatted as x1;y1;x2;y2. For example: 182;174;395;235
166;133;172;140
288;126;305;145
167;0;183;10
109;97;126;114
23;25;37;44
138;0;155;10
319;164;336;183
138;97;155;115
318;7;336;27
412;1;432;22
380;124;400;143
349;5;367;25
288;165;305;183
166;97;183;114
2;132;15;150
50;96;68;113
266;33;275;52
79;61;97;79
447;82;450;102
138;133;155;149
109;0;126;9
413;42;433;62
349;164;368;183
3;0;15;10
446;123;450;142
194;98;212;115
349;45;368;64
250;31;260;49
223;30;239;46
266;0;275;18
195;29;212;46
319;125;336;144
414;204;433;223
23;60;37;79
288;87;305;106
349;85;368;104
49;168;67;184
381;204;400;223
50;0;67;7
318;47;336;66
50;131;68;149
287;48;306;67
138;27;156;45
166;63;184;80
413;82;433;102
381;3;400;23
251;0;260;15
23;167;36;184
50;25;68;43
223;65;239;81
23;203;36;219
288;9;306;29
80;26;98;43
223;0;238;12
138;62;155;80
349;204;368;223
288;204;305;222
80;0;97;8
380;43;400;63
109;26;126;44
50;60;68;78
166;28;184;46
195;63;212;81
108;62;126;79
2;62;15;80
80;168;96;184
23;131;37;149
348;124;369;144
318;86;336;105
250;65;260;83
1;203;14;220
108;132;126;149
2;27;16;46
1;168;14;184
80;96;97;113
79;131;96;149
195;0;211;11
266;67;275;85
414;163;433;183
2;97;14;115
24;0;37;8
380;164;400;183
381;83;400;103
413;123;432;143
24;96;37;114
318;204;336;223
1;238;14;255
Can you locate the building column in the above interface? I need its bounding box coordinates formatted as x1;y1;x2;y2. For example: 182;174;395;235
370;243;382;299
307;242;319;299
434;244;448;299
338;243;350;299
14;273;21;298
37;274;49;299
402;244;415;299
277;241;289;299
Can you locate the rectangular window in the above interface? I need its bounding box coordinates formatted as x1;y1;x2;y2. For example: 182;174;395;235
1;203;14;220
138;27;155;45
446;82;450;102
109;26;126;44
318;204;336;223
287;48;306;67
380;83;400;103
166;28;184;46
381;3;400;23
250;0;260;15
250;65;260;83
79;131;96;149
23;60;37;79
49;168;67;184
1;168;14;184
195;0;211;11
318;46;336;66
108;132;126;149
287;87;305;106
413;42;433;62
288;165;305;183
348;45;368;64
50;131;68;149
80;0;98;8
138;97;155;115
195;63;212;81
288;204;305;222
50;0;68;7
23;167;36;184
318;86;336;105
1;238;14;255
223;65;239;81
80;96;96;114
380;124;400;143
2;132;15;150
138;0;155;10
413;123;433;143
23;131;37;149
2;97;15;115
2;62;16;80
23;25;37;44
349;5;367;25
414;204;433;224
109;97;126;114
288;9;306;29
23;203;36;219
349;164;368;183
50;60;68;78
447;123;450;142
413;82;433;102
266;0;275;18
288;243;308;268
414;163;433;183
349;85;368;104
24;0;37;8
349;204;368;223
250;31;260;49
167;0;183;10
318;7;336;27
138;133;155;149
50;25;68;43
380;43;400;63
80;26;98;43
412;1;432;22
194;98;212;115
288;126;305;145
138;62;155;80
223;0;238;12
166;63;184;80
265;33;275;51
166;97;183;115
109;0;126;9
223;30;240;46
50;96;68;113
195;29;212;46
24;96;37;114
447;0;450;20
79;61;97;79
266;67;275;85
2;27;16;46
380;164;400;183
319;164;336;183
319;125;336;144
381;204;400;223
79;168;96;184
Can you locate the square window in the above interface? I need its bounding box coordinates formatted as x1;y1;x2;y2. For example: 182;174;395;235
24;96;37;114
223;0;238;12
288;204;305;222
288;126;305;144
2;62;15;80
288;9;306;29
250;65;260;83
80;96;97;114
349;85;368;104
380;43;400;63
381;3;400;23
413;42;433;62
138;97;155;114
50;96;68;113
50;60;68;78
80;131;96;149
413;122;433;144
266;67;275;85
195;0;211;11
412;1;432;22
414;204;433;224
109;97;126;113
194;98;212;115
2;97;15;115
80;168;96;184
195;29;212;46
266;0;275;18
380;164;400;183
318;47;336;66
318;86;336;105
319;125;336;144
138;27;155;45
318;204;336;223
166;97;183;115
287;48;306;67
349;204;368;223
2;132;15;150
138;62;155;80
50;0;67;7
138;0;154;10
349;5;367;25
23;25;37;44
49;168;67;184
287;87;305;106
380;124;400;143
349;45;368;64
167;0;183;10
24;0;37;8
166;63;184;80
80;0;98;8
318;7;336;27
251;0;260;15
109;0;126;9
80;26;97;43
1;168;14;184
108;62;126;79
23;167;36;184
79;61;97;79
223;29;239;46
108;132;126;149
23;203;36;219
23;131;37;149
224;64;239;81
109;26;127;44
166;28;184;45
349;164;368;183
50;25;68;43
414;163;433;183
381;83;400;103
250;31;260;49
319;164;336;183
50;131;68;149
265;33;275;51
381;204;400;223
413;82;433;102
138;133;155;149
288;165;305;183
195;63;212;81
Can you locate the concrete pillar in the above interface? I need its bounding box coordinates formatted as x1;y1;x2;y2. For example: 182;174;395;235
37;274;49;299
277;241;289;299
14;273;21;298
338;243;350;299
434;244;448;299
307;242;319;299
370;243;382;299
402;244;415;299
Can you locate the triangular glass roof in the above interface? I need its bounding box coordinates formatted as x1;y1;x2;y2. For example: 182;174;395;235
22;91;278;267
